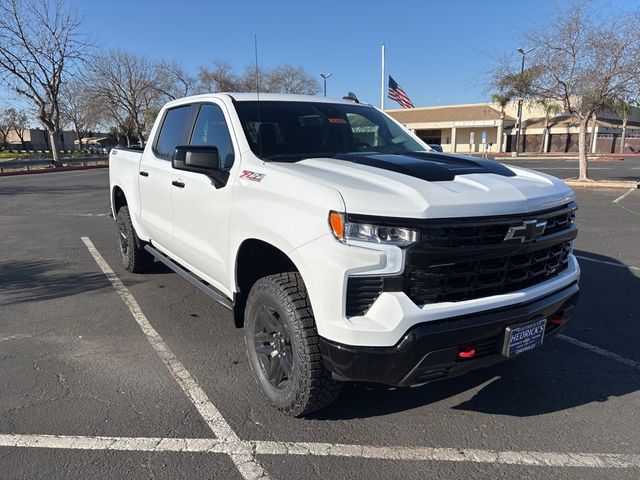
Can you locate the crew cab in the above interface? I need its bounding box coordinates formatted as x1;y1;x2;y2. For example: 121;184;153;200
109;93;580;416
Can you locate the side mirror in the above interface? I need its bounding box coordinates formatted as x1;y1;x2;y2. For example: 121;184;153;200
172;145;220;174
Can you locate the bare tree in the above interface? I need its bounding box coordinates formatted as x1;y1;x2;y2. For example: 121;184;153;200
198;62;320;95
0;108;11;149
526;2;640;179
265;65;320;95
61;79;102;150
155;62;196;100
0;0;90;165
11;108;29;149
0;107;29;149
89;50;164;145
198;61;242;93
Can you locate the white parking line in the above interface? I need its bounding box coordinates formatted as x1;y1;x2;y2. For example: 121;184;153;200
0;433;229;454
253;441;640;468
534;167;612;170
613;188;635;203
60;213;110;217
81;237;268;480
2;434;639;469
575;255;640;272
559;335;640;371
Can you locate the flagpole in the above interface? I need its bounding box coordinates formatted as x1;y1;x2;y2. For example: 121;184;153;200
380;43;385;110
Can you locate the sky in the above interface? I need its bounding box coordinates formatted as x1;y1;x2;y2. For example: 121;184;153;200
3;0;638;111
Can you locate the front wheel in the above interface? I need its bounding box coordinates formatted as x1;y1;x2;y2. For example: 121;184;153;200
244;272;342;417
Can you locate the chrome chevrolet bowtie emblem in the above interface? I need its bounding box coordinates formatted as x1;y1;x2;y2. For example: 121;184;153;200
504;220;547;243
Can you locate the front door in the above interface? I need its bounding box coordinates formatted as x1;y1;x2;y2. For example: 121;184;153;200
170;101;237;295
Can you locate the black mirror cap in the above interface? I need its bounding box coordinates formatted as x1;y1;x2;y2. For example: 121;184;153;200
173;145;220;173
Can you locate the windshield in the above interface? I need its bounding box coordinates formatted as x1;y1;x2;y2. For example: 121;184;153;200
234;101;426;161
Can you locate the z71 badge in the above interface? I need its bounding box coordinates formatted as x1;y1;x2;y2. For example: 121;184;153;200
239;170;265;182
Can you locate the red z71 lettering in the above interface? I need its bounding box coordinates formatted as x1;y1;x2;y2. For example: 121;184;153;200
239;170;265;182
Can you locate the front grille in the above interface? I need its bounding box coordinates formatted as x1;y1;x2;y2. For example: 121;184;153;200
407;204;576;249
405;241;572;304
345;203;577;316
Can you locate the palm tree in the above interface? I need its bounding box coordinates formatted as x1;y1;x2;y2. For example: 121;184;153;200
491;93;512;152
537;100;562;153
610;98;635;154
491;93;511;120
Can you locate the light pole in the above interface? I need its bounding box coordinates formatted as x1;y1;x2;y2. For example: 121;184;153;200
320;72;332;97
513;47;534;156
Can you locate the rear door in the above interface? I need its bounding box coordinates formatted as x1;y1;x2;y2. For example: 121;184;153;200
170;101;237;294
138;104;195;252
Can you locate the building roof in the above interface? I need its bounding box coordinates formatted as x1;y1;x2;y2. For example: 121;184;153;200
520;115;640;129
386;104;514;124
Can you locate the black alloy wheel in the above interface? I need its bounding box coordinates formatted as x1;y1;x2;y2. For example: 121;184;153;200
253;304;294;389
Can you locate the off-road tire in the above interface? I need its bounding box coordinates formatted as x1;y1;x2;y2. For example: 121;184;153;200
116;206;154;273
244;272;342;417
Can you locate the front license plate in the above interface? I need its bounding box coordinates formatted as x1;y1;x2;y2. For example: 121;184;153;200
502;318;547;357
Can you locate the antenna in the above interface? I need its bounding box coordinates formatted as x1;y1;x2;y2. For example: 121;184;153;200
254;34;262;158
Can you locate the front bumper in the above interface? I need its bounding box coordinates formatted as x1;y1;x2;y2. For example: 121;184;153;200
319;282;579;386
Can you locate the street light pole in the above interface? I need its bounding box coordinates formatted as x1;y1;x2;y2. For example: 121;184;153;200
513;47;533;156
320;72;332;97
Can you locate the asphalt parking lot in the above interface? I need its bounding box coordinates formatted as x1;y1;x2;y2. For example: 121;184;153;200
1;167;639;479
493;154;640;182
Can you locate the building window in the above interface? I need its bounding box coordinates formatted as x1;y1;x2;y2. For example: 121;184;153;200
416;129;441;144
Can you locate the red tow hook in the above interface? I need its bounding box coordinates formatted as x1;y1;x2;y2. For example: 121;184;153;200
548;314;564;325
458;348;476;359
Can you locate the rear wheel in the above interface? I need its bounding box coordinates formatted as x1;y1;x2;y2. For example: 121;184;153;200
244;272;342;417
116;206;154;273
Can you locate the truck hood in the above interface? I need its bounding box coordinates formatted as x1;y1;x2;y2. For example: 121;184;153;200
270;153;575;218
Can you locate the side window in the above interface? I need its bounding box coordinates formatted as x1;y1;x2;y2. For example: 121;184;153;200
154;105;192;160
190;104;235;169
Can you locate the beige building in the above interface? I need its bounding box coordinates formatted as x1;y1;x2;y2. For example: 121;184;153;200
387;104;514;154
387;100;640;155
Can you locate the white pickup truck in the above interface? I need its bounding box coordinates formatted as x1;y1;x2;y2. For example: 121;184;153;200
109;93;580;416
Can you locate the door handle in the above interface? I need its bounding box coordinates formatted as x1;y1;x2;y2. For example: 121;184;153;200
172;180;185;188
139;171;149;177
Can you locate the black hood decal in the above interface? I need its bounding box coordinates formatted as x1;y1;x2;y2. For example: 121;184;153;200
332;152;515;182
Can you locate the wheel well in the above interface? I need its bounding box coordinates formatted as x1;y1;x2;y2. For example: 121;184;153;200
112;186;127;215
234;239;298;327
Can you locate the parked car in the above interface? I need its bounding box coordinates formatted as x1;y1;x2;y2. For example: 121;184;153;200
428;143;443;152
109;93;580;416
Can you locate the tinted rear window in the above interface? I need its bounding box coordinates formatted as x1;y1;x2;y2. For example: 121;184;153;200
154;105;192;160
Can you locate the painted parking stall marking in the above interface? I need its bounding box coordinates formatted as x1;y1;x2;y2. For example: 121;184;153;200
81;237;269;480
575;255;640;272
2;434;640;470
559;335;640;371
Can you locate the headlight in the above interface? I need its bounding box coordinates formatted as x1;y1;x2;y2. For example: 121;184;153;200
328;211;418;246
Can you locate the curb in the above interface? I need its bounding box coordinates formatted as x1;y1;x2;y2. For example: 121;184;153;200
0;164;108;177
564;179;639;189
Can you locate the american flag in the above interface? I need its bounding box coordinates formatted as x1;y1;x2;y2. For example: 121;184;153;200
387;76;415;109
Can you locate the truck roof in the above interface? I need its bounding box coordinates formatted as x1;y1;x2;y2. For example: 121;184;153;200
164;92;366;107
